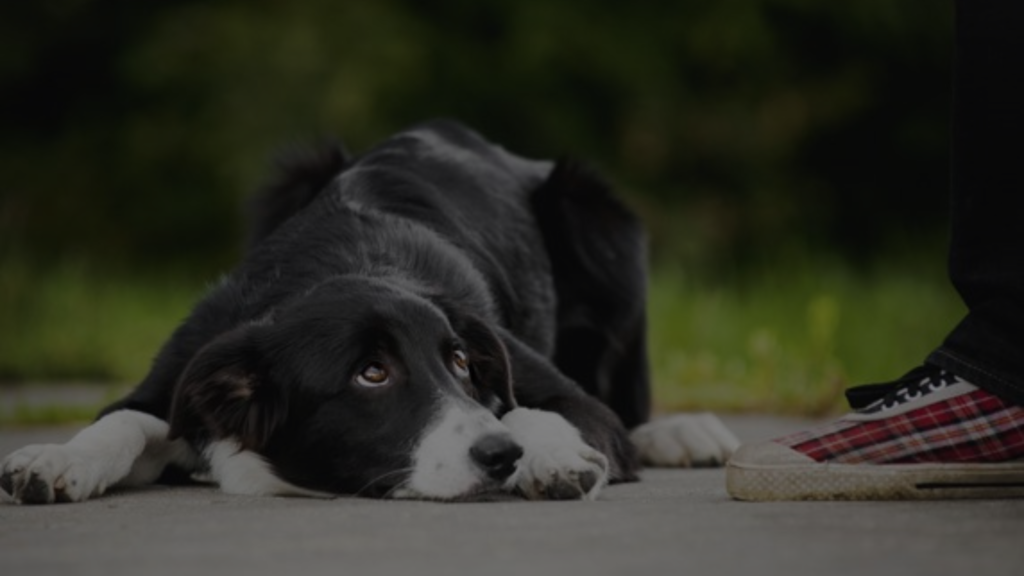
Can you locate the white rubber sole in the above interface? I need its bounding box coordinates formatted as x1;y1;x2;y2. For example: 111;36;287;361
726;442;1024;501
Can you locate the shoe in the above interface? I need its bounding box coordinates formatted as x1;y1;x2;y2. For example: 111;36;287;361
726;366;1024;500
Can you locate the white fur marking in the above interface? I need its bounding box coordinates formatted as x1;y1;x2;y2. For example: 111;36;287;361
0;410;196;504
203;440;333;498
629;413;741;467
502;407;609;500
394;400;510;500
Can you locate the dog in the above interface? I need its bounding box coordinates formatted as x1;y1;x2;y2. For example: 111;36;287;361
0;120;739;504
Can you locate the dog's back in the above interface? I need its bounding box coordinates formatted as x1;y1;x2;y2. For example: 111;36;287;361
247;120;560;352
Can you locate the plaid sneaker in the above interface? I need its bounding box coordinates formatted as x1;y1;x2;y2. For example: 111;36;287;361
726;365;1024;500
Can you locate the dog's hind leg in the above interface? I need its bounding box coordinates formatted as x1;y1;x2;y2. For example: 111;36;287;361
0;410;196;504
531;160;651;430
531;160;740;468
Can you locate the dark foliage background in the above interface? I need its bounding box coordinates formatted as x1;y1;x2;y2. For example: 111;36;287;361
0;0;952;276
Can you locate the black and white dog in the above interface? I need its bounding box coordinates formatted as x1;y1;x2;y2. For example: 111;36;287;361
0;120;738;504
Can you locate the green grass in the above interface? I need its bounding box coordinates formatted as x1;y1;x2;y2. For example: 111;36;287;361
648;257;965;415
0;253;965;422
0;257;205;383
0;403;106;427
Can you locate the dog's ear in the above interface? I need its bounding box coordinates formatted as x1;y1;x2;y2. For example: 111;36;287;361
455;316;516;410
168;325;286;451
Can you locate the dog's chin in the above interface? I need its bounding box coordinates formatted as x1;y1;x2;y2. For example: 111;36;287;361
388;478;518;502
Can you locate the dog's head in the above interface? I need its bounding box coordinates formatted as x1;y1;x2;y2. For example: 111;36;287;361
168;276;522;500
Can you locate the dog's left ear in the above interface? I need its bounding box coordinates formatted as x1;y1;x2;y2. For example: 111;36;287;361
454;315;516;410
167;325;287;451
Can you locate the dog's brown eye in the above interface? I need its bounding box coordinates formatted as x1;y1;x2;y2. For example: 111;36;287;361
452;350;470;376
356;362;390;387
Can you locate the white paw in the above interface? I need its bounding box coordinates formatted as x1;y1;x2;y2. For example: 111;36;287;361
630;413;740;467
501;407;609;500
0;444;105;504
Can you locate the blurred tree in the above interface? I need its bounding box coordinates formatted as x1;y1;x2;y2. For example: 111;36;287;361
0;0;952;274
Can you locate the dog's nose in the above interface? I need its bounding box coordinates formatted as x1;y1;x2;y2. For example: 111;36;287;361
469;434;523;481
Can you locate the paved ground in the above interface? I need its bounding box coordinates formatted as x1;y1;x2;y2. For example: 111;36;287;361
1;415;1022;576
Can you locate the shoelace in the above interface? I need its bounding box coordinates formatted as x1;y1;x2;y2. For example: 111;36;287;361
845;365;963;414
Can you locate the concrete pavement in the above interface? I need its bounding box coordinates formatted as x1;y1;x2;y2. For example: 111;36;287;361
1;415;1021;576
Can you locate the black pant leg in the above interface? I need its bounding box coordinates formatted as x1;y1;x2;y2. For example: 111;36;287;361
927;0;1024;406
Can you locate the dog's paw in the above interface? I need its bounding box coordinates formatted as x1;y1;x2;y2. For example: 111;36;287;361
630;413;740;468
501;408;609;500
0;444;103;504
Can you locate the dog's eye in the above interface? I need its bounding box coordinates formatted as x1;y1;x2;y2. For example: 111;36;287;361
452;350;470;376
356;362;390;387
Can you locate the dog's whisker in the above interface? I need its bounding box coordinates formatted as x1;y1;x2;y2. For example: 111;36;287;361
354;467;414;498
380;480;412;500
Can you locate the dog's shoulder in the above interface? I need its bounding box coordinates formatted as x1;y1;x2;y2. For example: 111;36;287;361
246;141;352;249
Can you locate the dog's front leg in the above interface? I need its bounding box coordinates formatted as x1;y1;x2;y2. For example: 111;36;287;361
493;328;640;500
0;409;195;504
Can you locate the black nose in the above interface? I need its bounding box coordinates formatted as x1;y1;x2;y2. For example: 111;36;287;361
469;434;523;481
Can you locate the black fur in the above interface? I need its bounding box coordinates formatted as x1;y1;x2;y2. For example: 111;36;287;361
103;119;650;496
246;141;351;249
